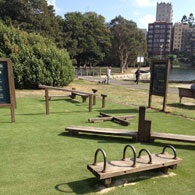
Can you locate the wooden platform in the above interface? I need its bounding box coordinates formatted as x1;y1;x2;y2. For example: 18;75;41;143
87;145;182;186
65;125;195;143
151;132;195;143
65;125;137;138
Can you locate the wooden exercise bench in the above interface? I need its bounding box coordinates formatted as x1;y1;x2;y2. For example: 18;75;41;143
39;84;94;113
87;144;182;187
178;87;195;103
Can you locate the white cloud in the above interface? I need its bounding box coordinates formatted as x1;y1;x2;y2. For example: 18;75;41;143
138;15;156;28
47;0;56;6
46;0;62;15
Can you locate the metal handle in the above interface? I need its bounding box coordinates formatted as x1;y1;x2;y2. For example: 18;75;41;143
122;144;136;167
161;145;177;159
93;148;107;173
137;148;152;164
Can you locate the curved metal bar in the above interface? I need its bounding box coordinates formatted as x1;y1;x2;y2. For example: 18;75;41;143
161;145;177;159
137;148;152;164
122;144;136;167
93;148;107;172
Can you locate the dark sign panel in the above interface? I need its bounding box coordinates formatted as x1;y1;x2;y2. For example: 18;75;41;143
0;61;11;104
150;63;167;96
148;59;170;112
0;58;16;122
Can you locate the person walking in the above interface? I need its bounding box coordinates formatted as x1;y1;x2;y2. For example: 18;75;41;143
106;66;111;84
134;68;140;84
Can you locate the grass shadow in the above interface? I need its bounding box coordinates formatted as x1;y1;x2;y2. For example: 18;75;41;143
59;132;135;144
54;178;98;194
54;169;172;194
167;103;195;110
147;140;195;151
39;98;81;104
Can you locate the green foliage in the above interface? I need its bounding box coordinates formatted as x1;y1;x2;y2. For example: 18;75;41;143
108;16;147;73
181;13;195;27
0;0;60;39
63;12;111;66
0;21;74;88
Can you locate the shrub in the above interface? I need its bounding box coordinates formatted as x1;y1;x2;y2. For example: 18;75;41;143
0;21;74;88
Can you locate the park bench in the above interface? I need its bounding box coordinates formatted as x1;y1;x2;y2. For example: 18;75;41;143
178;87;195;103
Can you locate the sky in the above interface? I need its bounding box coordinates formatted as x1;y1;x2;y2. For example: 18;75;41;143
46;0;194;29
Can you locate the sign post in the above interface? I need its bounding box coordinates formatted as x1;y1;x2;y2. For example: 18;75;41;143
0;58;16;122
137;56;144;68
148;59;170;112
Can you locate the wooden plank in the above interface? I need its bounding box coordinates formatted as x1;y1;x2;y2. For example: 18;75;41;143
151;132;195;143
88;116;113;122
88;115;136;123
65;125;137;137
39;84;93;95
99;112;131;126
87;153;182;180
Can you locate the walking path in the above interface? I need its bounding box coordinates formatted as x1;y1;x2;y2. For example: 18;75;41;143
78;75;191;94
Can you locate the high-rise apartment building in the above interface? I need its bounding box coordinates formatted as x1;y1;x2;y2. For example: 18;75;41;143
147;2;173;57
173;23;189;51
173;23;195;53
147;22;173;56
156;2;173;23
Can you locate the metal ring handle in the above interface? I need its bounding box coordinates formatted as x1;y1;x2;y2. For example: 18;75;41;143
122;144;136;167
137;148;152;164
161;145;177;159
93;148;107;172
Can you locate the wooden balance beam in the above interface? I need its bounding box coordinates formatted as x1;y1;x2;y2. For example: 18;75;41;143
65;106;195;143
87;145;182;187
66;125;137;140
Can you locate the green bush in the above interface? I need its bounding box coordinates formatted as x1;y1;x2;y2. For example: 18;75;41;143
0;21;74;88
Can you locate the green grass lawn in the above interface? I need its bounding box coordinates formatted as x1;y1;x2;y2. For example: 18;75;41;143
0;80;195;195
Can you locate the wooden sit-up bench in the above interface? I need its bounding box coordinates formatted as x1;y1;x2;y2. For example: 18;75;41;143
178;87;195;103
87;145;182;187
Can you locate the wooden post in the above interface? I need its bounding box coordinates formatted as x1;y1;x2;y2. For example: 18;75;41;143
137;107;152;142
92;89;98;105
45;88;49;114
10;104;15;122
89;94;93;112
138;106;146;133
101;94;107;108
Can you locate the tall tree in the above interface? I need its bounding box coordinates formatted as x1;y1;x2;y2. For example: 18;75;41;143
62;12;111;66
109;16;146;73
181;13;195;27
0;0;60;38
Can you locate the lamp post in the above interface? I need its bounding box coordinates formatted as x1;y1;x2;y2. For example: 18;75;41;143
159;44;163;59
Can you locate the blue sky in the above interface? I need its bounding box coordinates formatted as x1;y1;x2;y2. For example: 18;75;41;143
47;0;194;29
